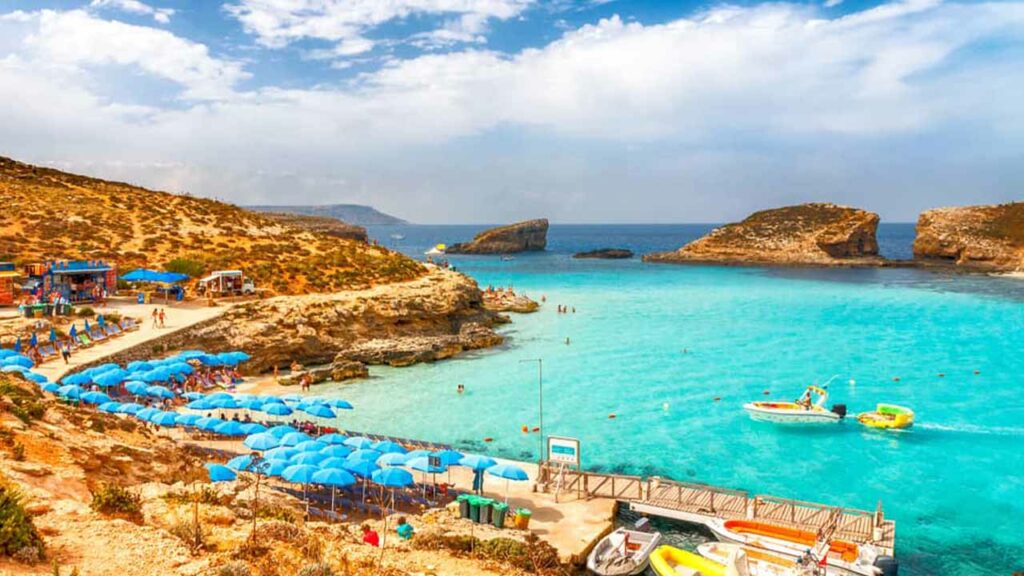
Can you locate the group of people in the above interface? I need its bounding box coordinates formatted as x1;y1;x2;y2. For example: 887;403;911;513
150;307;167;329
555;304;575;314
360;517;414;546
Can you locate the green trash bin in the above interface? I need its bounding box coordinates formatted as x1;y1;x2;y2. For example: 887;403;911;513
468;496;481;522
457;494;472;519
492;502;509;528
477;498;494;524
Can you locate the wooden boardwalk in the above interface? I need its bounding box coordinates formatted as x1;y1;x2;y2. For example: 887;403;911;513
536;463;896;554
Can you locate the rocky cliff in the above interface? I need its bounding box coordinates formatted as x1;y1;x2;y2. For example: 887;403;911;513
644;203;882;266
573;248;634;259
913;203;1024;272
447;219;549;254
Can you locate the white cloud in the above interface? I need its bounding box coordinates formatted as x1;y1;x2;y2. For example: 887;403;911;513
0;1;1023;222
89;0;175;24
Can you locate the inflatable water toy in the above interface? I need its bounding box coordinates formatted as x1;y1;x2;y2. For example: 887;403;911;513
857;404;914;430
697;542;804;575
650;545;725;576
744;385;846;424
586;527;662;575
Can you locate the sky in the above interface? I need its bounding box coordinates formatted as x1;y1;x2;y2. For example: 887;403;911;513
0;0;1022;223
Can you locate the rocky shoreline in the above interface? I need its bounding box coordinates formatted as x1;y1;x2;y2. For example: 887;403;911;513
447;219;548;254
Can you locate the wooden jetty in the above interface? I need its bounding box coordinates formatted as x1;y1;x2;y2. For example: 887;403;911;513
536;463;896;555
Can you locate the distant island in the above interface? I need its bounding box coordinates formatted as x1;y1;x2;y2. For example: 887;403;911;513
447;219;549;254
247;204;408;226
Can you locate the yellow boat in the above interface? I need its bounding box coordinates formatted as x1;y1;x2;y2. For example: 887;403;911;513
650;545;726;576
857;403;914;430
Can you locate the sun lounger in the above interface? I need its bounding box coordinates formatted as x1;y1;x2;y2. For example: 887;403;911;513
88;328;108;342
75;333;94;348
119;318;139;331
103;324;123;337
36;344;58;362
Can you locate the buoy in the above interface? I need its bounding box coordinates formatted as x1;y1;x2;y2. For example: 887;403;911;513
937;373;945;378
893;377;900;382
608;413;617;419
713;397;721;402
483;437;493;443
974;370;980;375
521;425;528;433
531;426;540;433
849;379;856;386
662;402;669;411
763;390;770;395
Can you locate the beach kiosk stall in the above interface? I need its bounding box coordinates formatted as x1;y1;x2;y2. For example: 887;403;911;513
29;260;117;304
196;270;254;297
0;263;18;306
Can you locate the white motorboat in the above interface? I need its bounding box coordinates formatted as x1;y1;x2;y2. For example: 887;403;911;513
744;385;846;424
698;542;809;576
587;526;662;576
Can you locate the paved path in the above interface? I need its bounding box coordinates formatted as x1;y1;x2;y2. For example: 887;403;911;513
34;298;228;382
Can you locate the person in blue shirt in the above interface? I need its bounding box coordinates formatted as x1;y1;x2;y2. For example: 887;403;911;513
396;516;414;540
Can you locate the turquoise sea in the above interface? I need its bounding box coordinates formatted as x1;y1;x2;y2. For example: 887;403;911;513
329;224;1023;576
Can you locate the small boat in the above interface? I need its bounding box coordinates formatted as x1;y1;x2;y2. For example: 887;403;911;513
389;233;405;241
424;244;446;256
650;545;725;576
857;404;914;430
744;385;846;424
698;542;806;576
587;526;662;575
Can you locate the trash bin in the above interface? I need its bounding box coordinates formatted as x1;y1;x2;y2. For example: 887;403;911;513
457;494;472;519
468;496;481;523
514;508;532;530
477;498;494;524
492;502;509;528
136;292;145;304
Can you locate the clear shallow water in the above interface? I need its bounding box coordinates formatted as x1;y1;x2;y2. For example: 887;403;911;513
332;225;1022;575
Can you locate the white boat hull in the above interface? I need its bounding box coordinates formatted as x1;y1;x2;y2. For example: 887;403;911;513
587;528;662;576
744;404;840;424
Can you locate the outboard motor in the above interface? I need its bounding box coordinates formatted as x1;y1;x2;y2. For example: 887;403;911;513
873;556;898;576
831;404;848;419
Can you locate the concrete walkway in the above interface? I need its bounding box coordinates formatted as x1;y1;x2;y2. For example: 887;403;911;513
34;298;229;382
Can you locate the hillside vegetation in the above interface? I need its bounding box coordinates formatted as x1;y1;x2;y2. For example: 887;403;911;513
0;157;423;294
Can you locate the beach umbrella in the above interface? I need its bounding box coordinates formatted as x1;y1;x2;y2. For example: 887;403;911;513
318;457;349;470
404;449;433;461
177;350;207;360
279;432;312;447
459;455;497;470
311;467;356;512
264;404;293;417
281;394;303;402
377;453;407;467
206;463;237;483
263;447;299;462
262;460;289;477
240;423;268;435
1;365;29;374
116;402;144;414
371;467;414;488
135;407;160;421
165;362;194;375
318;433;347;445
24;372;47;384
98;402;122;413
282;464;318;486
198;354;224;367
244;433;280;451
267;425;297;438
260;395;285;405
182;392;205;400
342;459;379;477
301;404;336;419
81;391;112;405
93;371;125;388
127;361;154;372
29;333;37;348
69;324;77;339
125;381;149;395
90;363;121;375
197;417;226;431
290;452;326;466
186;399;212;410
238;399;264;411
1;355;32;369
41;382;60;394
0;350;13;360
49;328;57;343
372;440;406;455
175;413;202;427
486;463;529;504
347;449;382;463
214;420;245;436
227;455;257;472
61;373;91;386
58;384;83;399
209;397;239;410
295;440;327;453
343;436;373;449
14;337;21;353
146;385;175;399
215;352;241;366
206;391;232;401
319;445;353;458
151;411;180;427
324;399;354;410
406;456;446;474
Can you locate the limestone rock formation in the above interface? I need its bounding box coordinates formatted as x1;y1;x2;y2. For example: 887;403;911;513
913;203;1024;272
256;211;368;242
447;219;549;254
573;248;634;259
644;203;882;267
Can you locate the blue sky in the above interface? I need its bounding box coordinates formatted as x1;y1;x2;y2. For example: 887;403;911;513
1;0;1022;223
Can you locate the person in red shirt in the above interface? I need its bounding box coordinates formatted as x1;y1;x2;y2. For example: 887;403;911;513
361;524;379;547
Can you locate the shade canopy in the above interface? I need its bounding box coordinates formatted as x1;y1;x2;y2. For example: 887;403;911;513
311;467;356;487
406;456;446;474
486;463;528;481
371;467;414;488
281;464;319;484
244;433;280;451
372;440;407;454
206;463;237;482
377;453;408;467
121;269;189;283
343;436;373;449
279;432;313;446
267;425;298;438
459;455;497;471
347;449;382;463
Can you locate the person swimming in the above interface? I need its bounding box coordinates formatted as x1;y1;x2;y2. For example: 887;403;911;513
457;384;465;394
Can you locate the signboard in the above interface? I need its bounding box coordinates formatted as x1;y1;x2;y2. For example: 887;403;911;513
428;455;441;468
547;436;580;468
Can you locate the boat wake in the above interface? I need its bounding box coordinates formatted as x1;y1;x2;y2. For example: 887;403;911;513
917;422;1024;437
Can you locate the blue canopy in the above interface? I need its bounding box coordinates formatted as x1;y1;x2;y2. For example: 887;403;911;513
290;452;326;466
377;453;408;467
146;385;175;399
1;355;33;369
41;382;61;393
279;432;312;446
125;381;150;395
281;464;319;484
347;449;382;463
240;423;267;435
486;463;528;481
135;408;160;421
175;413;202;427
264;404;293;416
226;455;258;472
267;425;297;438
263;447;299;462
196;417;226;431
371;467;414;488
372;440;407;454
262;460;289;477
116;403;145;414
406;456;446;474
98;402;122;413
1;365;29;374
319;445;353;458
295;440;327;453
120;269;189;283
302;404;336;419
127;361;154;372
81;391;112;405
0;350;16;359
24;372;47;384
206;463;237;482
318;457;349;470
343;436;374;449
458;455;497;471
343;459;379;477
182;391;205;400
209;397;239;410
325;399;354;410
151;411;180;427
93;371;126;388
58;384;83;399
435;450;465;467
318;433;347;445
311;467;355;487
244;433;280;451
186;399;212;410
214;420;245;436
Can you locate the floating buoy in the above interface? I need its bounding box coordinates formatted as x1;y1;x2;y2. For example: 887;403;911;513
662;402;670;411
849;379;856;386
763;390;770;395
532;426;540;433
713;397;721;402
483;437;493;443
937;373;945;378
608;413;617;419
521;425;528;433
893;377;900;382
974;370;980;375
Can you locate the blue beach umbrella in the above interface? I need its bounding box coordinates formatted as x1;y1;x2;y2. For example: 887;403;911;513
238;399;264;411
282;464;319;484
262;460;289;477
177;350;207;360
0;350;14;359
281;394;302;402
81;391;112;405
371;467;414;488
116;403;145;414
98;402;122;413
318;457;349;470
209;397;239;410
240;423;268;435
1;365;29;374
227;455;257;472
42;382;61;394
146;385;175;399
1;355;32;369
319;445;353;458
206;463;237;483
135;408;160;421
311;467;356;511
61;373;91;386
302;404;336;419
342;459;380;478
175;413;201;427
58;384;83;399
325;399;354;410
214;420;245;436
151;411;180;427
486;463;529;503
295;440;327;453
372;440;406;455
264;404;293;417
279;432;312;447
404;449;433;461
93;371;125;388
267;425;297;438
377;453;407;467
128;361;154;372
290;452;326;466
186;399;212;410
182;392;205;400
459;455;497;471
125;381;149;395
433;449;465;465
244;433;280;451
215;352;241;366
347;449;382;463
198;354;224;367
260;395;285;405
90;363;121;375
406;456;446;474
264;447;299;462
343;436;374;449
24;372;47;384
196;417;226;431
206;392;233;401
318;433;347;445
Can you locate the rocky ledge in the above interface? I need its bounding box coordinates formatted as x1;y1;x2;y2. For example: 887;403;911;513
913;203;1024;272
573;248;634;259
171;268;505;382
644;203;883;267
447;219;548;254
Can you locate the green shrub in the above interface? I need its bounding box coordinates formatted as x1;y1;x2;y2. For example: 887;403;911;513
0;382;46;424
165;257;206;278
169;519;209;553
214;561;252;576
296;563;334;576
90;484;141;519
75;307;95;317
0;486;45;561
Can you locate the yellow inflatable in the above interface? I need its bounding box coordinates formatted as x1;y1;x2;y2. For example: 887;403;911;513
650;545;726;576
857;403;914;430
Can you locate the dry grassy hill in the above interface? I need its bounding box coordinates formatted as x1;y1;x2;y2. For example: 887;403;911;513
0;157;424;294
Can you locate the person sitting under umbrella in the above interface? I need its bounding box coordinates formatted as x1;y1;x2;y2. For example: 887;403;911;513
396;517;414;540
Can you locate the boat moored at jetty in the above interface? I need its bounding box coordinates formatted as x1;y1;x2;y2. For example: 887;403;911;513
587;524;662;575
744;385;846;424
857;404;914;430
697;542;807;575
650;545;726;576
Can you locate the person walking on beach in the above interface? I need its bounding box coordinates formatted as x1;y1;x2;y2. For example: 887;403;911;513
151;307;159;328
158;308;166;328
60;340;71;364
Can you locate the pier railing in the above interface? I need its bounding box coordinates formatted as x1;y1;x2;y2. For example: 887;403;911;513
537;463;896;552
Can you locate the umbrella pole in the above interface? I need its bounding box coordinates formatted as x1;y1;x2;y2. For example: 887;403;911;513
331;487;336;514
